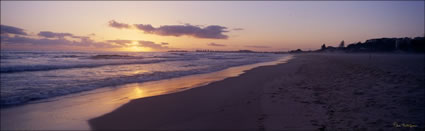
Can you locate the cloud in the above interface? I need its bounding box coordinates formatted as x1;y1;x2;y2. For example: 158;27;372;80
138;40;170;50
1;25;27;35
233;28;244;31
207;42;226;47
1;25;175;51
2;31;117;48
38;31;75;38
107;20;235;39
134;24;155;33
109;20;131;29
2;35;75;46
245;45;269;48
134;24;229;39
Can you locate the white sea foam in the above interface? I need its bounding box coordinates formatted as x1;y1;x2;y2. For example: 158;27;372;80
0;51;285;106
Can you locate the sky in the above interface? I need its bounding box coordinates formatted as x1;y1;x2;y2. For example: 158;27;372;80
1;1;424;52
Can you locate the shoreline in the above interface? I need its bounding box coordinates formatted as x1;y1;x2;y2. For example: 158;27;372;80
0;55;292;130
89;53;424;130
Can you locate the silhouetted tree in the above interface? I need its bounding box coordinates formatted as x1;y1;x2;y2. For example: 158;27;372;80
339;40;345;48
289;49;303;53
321;44;326;50
344;37;424;53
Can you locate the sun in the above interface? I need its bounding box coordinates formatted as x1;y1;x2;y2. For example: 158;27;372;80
119;41;152;52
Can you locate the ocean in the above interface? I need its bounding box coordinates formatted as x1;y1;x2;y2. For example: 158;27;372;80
0;51;284;106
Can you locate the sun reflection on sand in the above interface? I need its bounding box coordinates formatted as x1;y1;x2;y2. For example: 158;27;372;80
120;55;293;101
134;87;143;97
0;55;292;130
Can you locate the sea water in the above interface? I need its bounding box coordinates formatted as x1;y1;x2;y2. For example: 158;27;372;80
0;51;283;106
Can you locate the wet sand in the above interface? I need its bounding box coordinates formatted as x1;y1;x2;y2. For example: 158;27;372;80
89;53;424;130
0;55;291;130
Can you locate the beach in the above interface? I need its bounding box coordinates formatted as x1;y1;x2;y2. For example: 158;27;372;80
0;54;291;130
90;53;424;130
2;1;424;130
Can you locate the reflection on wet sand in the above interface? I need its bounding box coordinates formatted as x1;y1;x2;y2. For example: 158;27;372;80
0;55;292;130
121;55;292;101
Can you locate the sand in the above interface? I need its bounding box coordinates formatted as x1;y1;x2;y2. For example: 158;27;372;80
89;53;424;130
0;55;291;130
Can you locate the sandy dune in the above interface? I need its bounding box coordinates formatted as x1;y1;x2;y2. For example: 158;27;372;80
89;53;424;130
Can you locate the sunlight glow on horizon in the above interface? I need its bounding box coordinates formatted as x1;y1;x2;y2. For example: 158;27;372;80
125;42;152;52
